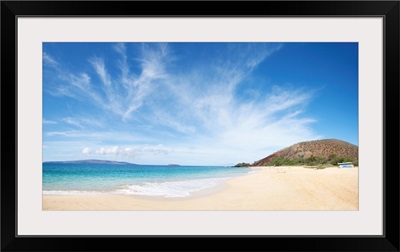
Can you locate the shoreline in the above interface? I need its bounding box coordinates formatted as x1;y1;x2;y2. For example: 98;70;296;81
43;166;358;210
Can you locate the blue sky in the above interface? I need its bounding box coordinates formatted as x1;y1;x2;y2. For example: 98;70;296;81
43;42;358;165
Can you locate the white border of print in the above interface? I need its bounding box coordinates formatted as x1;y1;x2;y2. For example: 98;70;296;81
18;17;383;236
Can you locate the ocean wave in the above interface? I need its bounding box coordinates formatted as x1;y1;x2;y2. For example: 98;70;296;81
43;177;230;198
112;177;227;198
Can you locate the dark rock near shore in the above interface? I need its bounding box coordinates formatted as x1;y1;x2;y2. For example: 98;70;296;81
233;162;251;167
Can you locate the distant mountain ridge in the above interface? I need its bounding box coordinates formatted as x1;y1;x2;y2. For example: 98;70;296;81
43;159;136;165
252;139;358;166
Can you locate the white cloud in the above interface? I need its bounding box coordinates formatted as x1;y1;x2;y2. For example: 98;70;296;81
47;43;170;121
46;131;74;137
43;43;323;165
60;116;104;129
45;130;153;144
43;52;59;67
82;147;91;155
62;117;84;128
114;43;131;87
43;119;57;124
90;145;172;158
90;57;112;86
79;117;104;128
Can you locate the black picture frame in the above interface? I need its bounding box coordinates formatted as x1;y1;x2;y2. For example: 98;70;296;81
1;1;399;251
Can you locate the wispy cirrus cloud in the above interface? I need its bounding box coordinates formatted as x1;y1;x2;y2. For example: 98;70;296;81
45;117;104;130
43;119;57;124
90;57;112;87
43;52;59;67
45;130;153;144
62;117;84;128
44;43;170;121
43;43;322;165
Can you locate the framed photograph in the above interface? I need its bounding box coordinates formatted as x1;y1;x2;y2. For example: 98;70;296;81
2;1;399;251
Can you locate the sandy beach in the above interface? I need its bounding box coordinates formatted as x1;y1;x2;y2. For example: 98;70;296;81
43;166;358;211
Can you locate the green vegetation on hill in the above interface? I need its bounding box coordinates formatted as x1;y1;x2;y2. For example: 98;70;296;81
233;162;251;167
260;154;358;167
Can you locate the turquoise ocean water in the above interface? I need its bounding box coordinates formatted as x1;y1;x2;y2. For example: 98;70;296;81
43;163;251;198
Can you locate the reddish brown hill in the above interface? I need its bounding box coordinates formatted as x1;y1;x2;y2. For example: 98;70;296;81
252;139;358;166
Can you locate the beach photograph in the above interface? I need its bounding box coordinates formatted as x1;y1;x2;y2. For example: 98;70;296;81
42;42;358;210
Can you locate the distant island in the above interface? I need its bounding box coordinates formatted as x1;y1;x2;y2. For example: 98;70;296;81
168;164;180;166
43;159;137;165
235;139;358;167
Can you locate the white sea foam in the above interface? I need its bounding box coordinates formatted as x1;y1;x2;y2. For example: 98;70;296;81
43;177;235;198
112;177;227;198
